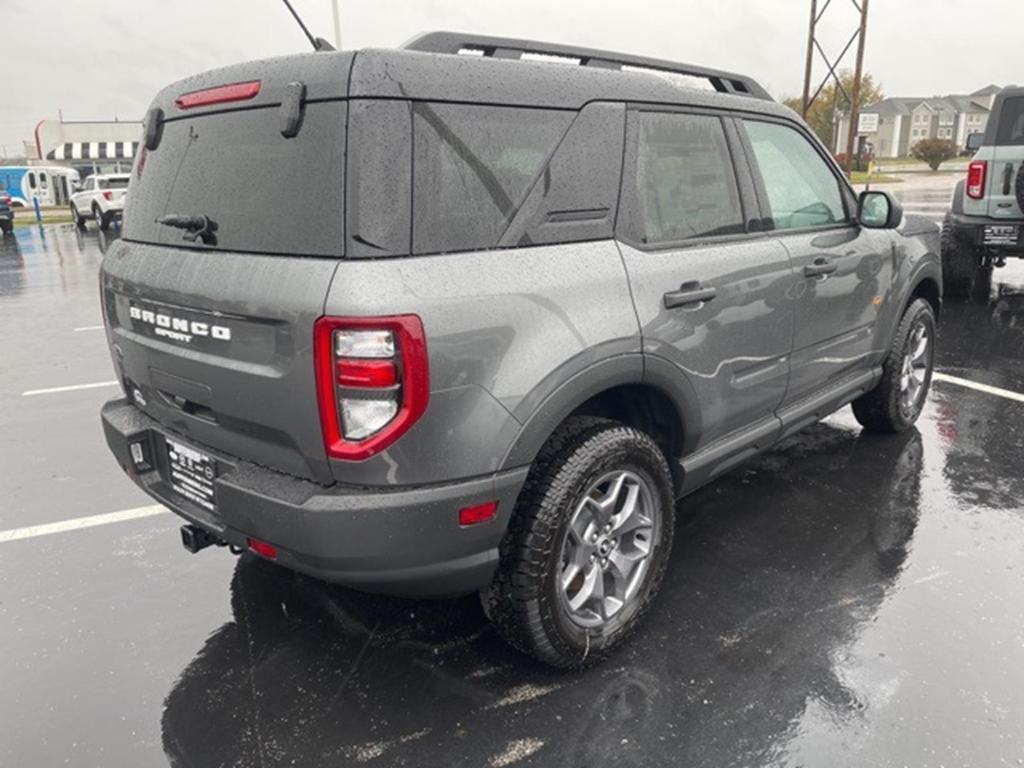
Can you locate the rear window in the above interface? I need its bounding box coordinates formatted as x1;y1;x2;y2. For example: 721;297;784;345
124;102;345;256
99;178;130;190
996;96;1024;146
412;103;572;254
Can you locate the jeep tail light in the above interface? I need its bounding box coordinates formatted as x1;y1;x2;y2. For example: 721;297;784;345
175;80;261;110
102;191;112;202
967;160;987;200
314;316;429;461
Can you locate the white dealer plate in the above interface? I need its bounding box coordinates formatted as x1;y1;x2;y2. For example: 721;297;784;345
166;438;217;513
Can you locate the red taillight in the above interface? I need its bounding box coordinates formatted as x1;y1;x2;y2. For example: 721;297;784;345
102;190;112;201
459;501;499;527
314;315;429;461
175;80;261;110
337;359;398;388
967;160;988;200
247;537;277;560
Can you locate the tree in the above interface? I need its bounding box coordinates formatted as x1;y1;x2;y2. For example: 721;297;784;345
911;138;958;171
783;71;885;149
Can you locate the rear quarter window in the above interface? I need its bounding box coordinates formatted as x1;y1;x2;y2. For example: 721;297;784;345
411;103;572;255
123;101;345;256
995;96;1024;146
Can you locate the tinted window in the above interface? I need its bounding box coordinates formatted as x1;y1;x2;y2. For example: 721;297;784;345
412;103;572;254
124;102;345;256
996;97;1024;145
744;120;847;230
99;177;130;190
627;112;744;244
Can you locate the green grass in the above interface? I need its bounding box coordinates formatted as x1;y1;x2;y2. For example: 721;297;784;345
849;172;902;184
13;215;73;228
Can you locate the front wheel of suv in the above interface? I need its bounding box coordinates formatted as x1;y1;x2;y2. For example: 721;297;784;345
484;417;675;668
852;298;936;434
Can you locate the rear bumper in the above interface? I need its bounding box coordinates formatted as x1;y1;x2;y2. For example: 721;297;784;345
101;398;528;597
948;212;1024;256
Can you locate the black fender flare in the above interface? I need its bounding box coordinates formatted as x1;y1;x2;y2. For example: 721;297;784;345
499;353;702;470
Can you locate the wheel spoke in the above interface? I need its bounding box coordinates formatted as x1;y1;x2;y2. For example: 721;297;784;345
567;564;600;612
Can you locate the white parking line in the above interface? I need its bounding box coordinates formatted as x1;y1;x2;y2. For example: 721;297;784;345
0;505;169;544
73;325;105;332
21;380;119;397
933;372;1024;404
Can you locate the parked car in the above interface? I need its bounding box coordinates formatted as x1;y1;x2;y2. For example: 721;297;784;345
99;32;942;668
70;173;130;231
0;190;13;234
943;87;1024;297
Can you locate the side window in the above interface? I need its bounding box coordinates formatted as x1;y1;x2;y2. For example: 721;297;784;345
624;111;744;245
412;103;572;255
743;120;847;231
28;172;36;190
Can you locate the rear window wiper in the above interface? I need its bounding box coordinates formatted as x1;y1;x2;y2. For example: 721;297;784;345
156;214;218;246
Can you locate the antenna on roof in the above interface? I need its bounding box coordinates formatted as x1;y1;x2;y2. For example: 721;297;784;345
281;0;336;52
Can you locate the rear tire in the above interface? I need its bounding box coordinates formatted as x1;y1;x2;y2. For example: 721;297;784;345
92;204;109;232
71;204;86;230
852;298;936;433
941;212;987;299
484;417;675;668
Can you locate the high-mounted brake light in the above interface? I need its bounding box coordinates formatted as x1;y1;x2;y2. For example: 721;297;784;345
314;315;429;461
175;80;261;110
967;160;988;200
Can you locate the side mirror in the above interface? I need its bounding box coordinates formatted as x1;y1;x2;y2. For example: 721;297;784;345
858;190;903;229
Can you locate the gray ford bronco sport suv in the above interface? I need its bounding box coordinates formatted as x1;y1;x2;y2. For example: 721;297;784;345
943;86;1024;297
100;32;942;668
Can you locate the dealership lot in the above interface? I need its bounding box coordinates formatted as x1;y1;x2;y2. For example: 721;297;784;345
3;176;1024;767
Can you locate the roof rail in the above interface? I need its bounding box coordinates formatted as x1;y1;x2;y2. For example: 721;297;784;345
402;31;773;102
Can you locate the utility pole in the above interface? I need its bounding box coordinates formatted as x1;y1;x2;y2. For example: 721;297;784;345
800;0;871;176
331;0;341;49
843;0;870;177
801;0;817;117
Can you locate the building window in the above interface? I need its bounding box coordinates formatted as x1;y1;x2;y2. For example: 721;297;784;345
939;113;954;126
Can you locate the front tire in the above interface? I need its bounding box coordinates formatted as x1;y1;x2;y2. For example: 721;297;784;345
485;417;675;668
852;298;936;433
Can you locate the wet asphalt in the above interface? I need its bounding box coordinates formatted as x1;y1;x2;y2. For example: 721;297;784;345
2;177;1024;768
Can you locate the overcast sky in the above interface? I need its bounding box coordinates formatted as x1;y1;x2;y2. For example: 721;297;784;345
2;0;1021;152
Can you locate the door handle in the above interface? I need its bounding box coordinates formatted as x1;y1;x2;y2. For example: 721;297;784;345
803;258;837;278
663;282;717;309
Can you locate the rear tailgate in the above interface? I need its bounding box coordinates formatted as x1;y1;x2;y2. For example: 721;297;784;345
103;54;352;483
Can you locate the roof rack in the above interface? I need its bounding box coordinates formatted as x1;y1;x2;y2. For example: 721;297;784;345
402;31;773;102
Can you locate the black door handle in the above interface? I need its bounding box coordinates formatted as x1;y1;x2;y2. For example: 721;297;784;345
663;283;717;309
804;258;838;278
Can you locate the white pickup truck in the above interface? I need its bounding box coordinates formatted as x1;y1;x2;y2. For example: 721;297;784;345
70;174;130;231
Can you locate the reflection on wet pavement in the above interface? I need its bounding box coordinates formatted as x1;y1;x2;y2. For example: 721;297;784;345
2;219;1024;767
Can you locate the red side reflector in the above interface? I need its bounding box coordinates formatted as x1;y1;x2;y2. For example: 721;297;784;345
176;80;261;110
337;359;398;388
247;537;278;560
459;501;499;527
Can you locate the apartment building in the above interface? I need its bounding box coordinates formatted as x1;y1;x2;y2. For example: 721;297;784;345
835;84;1006;158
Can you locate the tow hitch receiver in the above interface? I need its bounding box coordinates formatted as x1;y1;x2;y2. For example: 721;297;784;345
180;524;219;553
